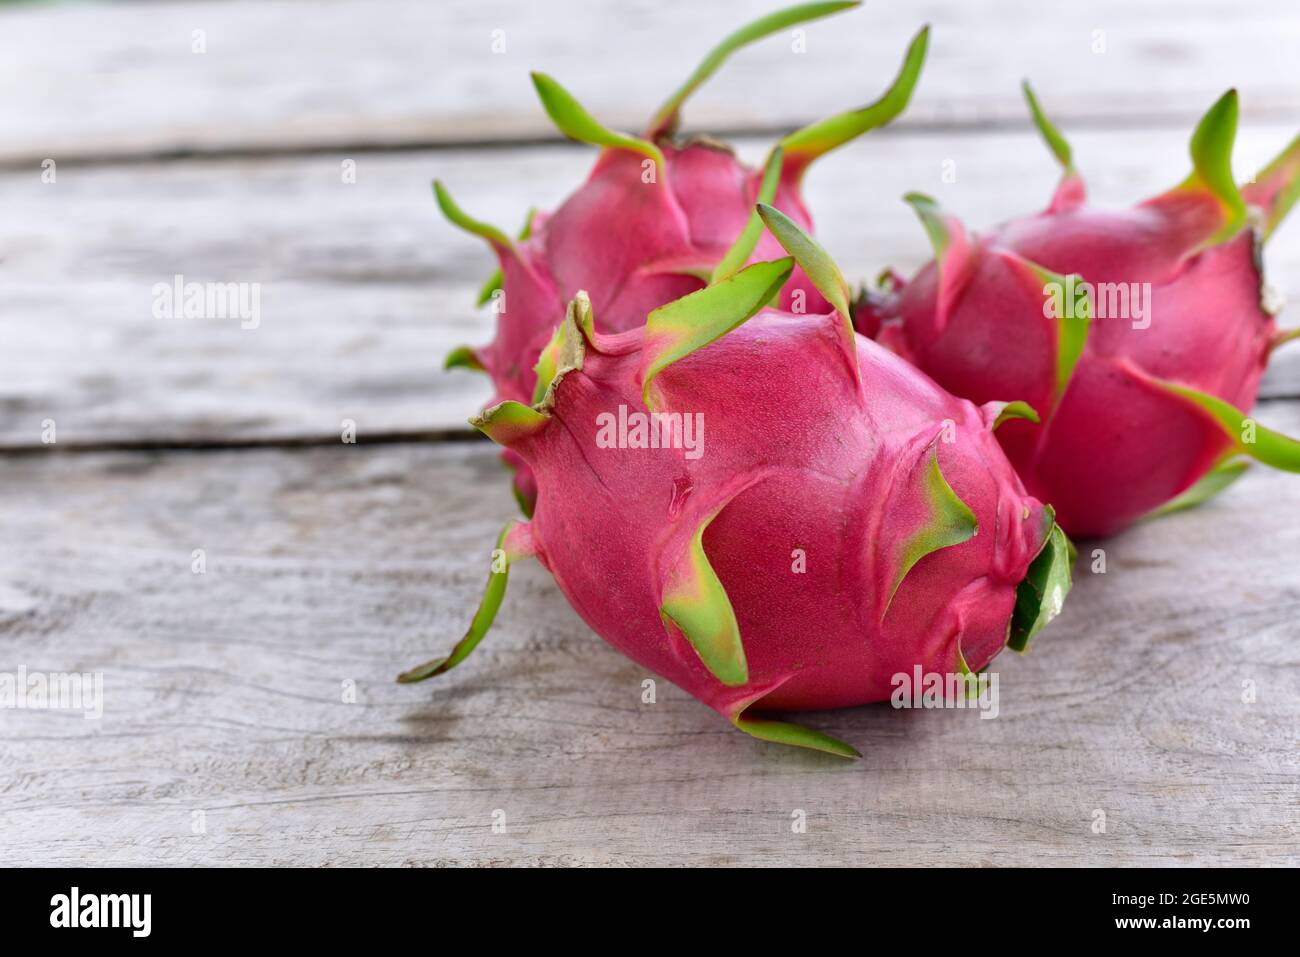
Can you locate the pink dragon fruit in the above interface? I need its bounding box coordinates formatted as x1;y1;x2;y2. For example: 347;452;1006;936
868;84;1300;538
434;1;929;514
400;211;1074;757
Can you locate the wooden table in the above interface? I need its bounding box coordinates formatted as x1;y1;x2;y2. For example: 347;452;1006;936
2;0;1297;866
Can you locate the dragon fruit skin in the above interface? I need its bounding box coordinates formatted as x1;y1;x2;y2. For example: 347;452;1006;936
451;140;820;409
873;86;1300;538
401;215;1074;757
435;3;930;514
511;308;1050;717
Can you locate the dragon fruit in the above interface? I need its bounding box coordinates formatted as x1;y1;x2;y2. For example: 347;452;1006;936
400;212;1074;757
434;1;929;514
868;85;1300;538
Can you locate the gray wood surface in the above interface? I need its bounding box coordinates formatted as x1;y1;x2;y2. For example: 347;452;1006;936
4;0;1300;164
2;0;1298;867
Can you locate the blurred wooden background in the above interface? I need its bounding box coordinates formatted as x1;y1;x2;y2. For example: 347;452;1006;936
0;0;1297;866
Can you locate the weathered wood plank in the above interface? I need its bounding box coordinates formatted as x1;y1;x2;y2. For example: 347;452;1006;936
3;0;1299;164
4;124;1298;445
1;411;1297;866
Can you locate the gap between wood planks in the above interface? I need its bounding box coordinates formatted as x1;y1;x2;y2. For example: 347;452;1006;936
5;398;1300;457
0;428;489;457
9;107;1300;172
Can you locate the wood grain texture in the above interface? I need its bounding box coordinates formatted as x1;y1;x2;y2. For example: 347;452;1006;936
4;123;1299;446
3;0;1299;164
1;410;1298;866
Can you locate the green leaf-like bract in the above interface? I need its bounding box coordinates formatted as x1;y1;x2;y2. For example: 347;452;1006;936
1007;513;1073;653
1020;258;1091;399
779;25;930;180
532;318;570;405
732;711;861;759
755;203;860;380
660;511;748;687
1272;326;1300;354
990;400;1041;430
1147;459;1250;520
641;258;794;409
471;400;551;448
475;271;503;308
1244;134;1300;241
757;203;852;319
1158;381;1300;472
1180;89;1247;246
475;207;538;307
532;72;664;170
397;522;535;682
903;192;952;257
952;646;985;700
1021;80;1074;173
647;1;861;138
444;345;484;373
903;191;981;336
711;147;785;283
885;442;979;614
433;180;513;250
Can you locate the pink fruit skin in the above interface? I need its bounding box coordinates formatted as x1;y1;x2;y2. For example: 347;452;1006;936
482;141;827;408
880;177;1277;539
475;142;830;510
501;310;1052;718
